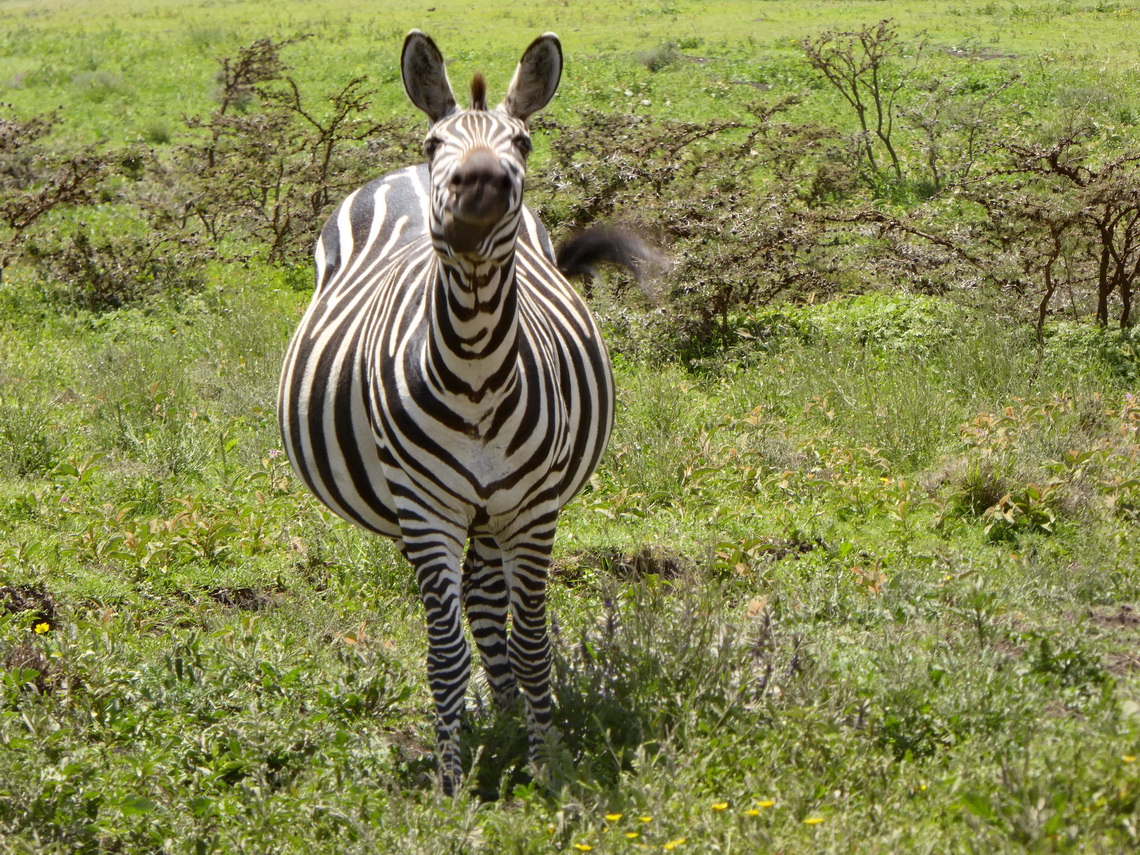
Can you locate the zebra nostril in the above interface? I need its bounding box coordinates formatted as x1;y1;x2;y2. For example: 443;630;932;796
451;149;509;200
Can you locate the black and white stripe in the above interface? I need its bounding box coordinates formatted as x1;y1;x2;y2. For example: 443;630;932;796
278;31;614;793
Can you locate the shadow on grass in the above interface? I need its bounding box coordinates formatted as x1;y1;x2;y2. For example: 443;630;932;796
412;575;810;802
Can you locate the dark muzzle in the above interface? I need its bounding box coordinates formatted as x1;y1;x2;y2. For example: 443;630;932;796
442;149;511;253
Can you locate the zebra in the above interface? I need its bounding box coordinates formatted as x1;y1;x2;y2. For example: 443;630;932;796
278;31;627;793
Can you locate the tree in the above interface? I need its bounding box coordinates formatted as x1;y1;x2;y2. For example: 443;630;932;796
801;20;921;183
166;37;418;264
0;108;107;276
983;126;1140;329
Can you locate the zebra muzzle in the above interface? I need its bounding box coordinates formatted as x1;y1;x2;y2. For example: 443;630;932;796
442;150;512;253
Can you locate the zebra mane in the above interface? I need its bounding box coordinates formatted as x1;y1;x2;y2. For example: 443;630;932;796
470;72;487;111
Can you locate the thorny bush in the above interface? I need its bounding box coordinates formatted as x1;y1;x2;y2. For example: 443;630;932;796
531;99;846;358
6;29;1140;346
163;36;420;265
0;107;109;276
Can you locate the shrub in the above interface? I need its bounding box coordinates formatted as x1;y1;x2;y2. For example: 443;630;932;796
163;37;420;265
0;106;108;274
637;41;682;73
24;226;209;312
531;99;843;359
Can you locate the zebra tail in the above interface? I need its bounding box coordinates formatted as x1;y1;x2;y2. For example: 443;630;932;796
555;225;670;304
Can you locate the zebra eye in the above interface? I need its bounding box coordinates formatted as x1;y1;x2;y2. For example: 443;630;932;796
512;135;533;157
423;137;442;159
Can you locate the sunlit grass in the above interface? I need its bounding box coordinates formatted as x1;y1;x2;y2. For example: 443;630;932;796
5;261;1140;850
4;0;1140;145
2;0;1140;851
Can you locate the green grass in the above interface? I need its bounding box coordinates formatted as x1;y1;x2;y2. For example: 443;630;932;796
5;0;1140;144
4;269;1139;852
3;1;1140;852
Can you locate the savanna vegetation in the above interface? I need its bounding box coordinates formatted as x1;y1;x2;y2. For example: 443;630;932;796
2;1;1140;852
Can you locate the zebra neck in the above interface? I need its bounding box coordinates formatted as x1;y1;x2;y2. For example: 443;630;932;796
427;256;521;402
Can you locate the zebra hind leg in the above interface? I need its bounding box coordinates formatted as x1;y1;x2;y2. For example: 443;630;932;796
461;534;520;712
503;531;557;775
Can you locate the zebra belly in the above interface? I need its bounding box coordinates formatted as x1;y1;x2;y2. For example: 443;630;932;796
282;327;573;540
368;366;574;534
279;327;403;537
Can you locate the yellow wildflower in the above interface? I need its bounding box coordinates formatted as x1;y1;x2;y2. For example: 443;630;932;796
639;815;653;823
573;845;592;852
755;799;775;808
1124;755;1137;763
605;813;623;822
804;816;825;825
33;622;50;634
712;801;728;811
625;831;640;839
745;809;760;817
663;839;686;851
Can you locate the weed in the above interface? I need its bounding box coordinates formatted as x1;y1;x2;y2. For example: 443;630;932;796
0;400;58;477
638;41;682;73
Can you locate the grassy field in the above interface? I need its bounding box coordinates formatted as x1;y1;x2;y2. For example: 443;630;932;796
5;0;1140;142
3;1;1140;853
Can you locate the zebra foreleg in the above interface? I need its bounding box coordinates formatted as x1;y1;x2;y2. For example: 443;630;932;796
461;534;521;712
406;534;471;796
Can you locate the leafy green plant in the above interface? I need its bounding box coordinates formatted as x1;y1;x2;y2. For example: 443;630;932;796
981;483;1058;541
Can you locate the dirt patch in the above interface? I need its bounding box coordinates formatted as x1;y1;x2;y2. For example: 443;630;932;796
749;536;820;562
552;538;819;587
940;45;1020;61
385;726;432;757
1105;650;1140;677
1083;606;1140;677
990;636;1027;661
603;546;692;580
206;586;284;611
1089;604;1140;629
0;585;56;627
385;727;436;789
1;642;67;694
551;546;694;586
1041;699;1083;719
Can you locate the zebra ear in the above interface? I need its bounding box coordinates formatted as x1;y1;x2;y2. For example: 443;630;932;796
500;33;562;122
402;30;457;123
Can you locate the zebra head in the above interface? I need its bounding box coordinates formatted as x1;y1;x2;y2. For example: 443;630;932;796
402;31;562;263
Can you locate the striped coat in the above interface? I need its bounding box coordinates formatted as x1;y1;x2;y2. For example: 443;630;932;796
278;33;614;793
280;163;612;537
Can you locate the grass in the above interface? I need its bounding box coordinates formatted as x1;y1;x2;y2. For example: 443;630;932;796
2;1;1140;852
4;270;1139;852
4;1;1140;143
